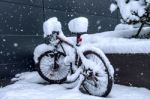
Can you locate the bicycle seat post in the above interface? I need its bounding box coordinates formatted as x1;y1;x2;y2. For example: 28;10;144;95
74;32;82;66
76;33;82;46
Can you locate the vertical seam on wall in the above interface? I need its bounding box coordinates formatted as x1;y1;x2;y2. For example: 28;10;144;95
42;0;45;21
117;9;119;24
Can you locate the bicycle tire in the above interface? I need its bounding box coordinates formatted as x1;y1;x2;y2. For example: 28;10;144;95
36;51;70;84
79;50;113;97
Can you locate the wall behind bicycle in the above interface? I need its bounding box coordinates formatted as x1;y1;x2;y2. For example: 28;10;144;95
0;0;119;86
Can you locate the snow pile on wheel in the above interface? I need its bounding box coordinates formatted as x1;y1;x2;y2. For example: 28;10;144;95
43;17;62;37
33;44;54;63
78;45;114;78
68;17;88;33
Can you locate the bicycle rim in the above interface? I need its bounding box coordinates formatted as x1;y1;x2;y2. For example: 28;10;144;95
37;51;70;84
80;51;113;97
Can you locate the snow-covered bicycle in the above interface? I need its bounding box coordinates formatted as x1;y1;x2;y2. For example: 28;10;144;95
34;17;114;97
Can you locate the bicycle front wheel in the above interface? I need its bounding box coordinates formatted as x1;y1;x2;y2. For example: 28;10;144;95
79;50;113;97
37;51;70;84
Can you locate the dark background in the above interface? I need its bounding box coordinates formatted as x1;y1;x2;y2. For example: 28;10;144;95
1;0;149;89
0;0;119;85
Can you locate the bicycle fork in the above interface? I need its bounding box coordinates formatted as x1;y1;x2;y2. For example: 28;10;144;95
53;52;59;70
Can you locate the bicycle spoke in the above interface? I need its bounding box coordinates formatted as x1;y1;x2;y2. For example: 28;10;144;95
38;51;70;84
79;50;113;96
85;79;96;87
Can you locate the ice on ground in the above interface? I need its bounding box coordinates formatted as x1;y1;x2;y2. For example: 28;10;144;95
68;17;88;33
0;71;150;99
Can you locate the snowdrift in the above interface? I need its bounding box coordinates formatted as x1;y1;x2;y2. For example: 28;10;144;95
0;72;150;99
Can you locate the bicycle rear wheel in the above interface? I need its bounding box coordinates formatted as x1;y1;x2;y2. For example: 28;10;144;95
79;50;113;97
36;51;70;84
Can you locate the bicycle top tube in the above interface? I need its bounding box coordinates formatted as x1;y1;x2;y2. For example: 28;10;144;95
57;35;74;48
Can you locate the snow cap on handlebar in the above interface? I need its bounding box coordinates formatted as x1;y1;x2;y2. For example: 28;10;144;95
43;17;62;37
68;17;88;33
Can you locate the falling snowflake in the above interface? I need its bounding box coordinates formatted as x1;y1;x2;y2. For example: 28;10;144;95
70;14;74;17
96;20;101;25
3;39;6;42
14;43;18;47
10;16;14;18
5;67;8;70
30;0;33;3
20;29;24;32
98;26;102;30
72;0;75;3
36;33;39;36
140;72;144;76
109;24;112;27
6;52;10;56
0;51;3;54
15;29;18;32
116;68;120;72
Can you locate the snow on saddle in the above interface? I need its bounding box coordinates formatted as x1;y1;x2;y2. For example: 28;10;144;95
68;17;88;34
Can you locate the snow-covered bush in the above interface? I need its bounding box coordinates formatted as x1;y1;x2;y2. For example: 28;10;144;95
110;0;150;24
110;0;150;38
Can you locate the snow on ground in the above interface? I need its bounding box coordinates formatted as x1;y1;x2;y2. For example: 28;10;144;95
80;27;150;54
82;35;150;54
0;72;150;99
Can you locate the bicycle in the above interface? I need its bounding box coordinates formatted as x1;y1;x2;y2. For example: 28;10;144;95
34;17;114;97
